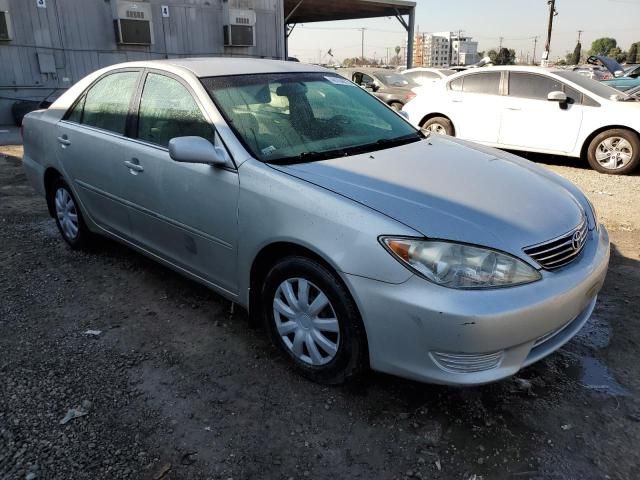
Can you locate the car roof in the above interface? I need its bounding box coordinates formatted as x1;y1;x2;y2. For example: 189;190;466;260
452;66;562;75
404;67;449;73
101;57;329;78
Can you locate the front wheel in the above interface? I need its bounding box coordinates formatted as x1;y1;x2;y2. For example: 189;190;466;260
389;102;404;111
262;256;367;384
586;129;640;175
420;116;454;136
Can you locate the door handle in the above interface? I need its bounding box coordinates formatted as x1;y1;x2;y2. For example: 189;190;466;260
124;159;144;173
506;107;522;111
57;136;71;146
452;99;463;103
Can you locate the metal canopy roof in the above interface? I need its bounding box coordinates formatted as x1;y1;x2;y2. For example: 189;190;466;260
284;0;416;24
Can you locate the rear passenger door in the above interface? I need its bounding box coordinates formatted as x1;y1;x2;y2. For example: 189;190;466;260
56;69;141;238
446;71;503;144
121;71;240;294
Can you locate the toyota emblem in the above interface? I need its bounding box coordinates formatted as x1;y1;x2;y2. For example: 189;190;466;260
571;231;583;250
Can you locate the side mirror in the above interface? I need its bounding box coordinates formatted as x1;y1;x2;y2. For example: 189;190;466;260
365;82;379;92
614;70;624;78
168;136;229;167
547;91;567;103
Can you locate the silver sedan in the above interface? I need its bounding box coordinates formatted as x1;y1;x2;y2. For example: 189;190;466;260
22;58;610;385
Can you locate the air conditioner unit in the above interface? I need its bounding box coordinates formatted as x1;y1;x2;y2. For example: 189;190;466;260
113;0;154;45
223;8;256;47
0;6;13;41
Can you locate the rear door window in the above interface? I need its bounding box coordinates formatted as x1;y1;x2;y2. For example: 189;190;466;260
461;72;501;95
79;71;139;135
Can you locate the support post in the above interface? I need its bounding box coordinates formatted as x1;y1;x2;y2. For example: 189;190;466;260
406;6;415;68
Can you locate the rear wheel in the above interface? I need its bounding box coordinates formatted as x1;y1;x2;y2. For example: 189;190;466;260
421;116;454;136
262;256;367;384
586;129;640;175
48;177;91;249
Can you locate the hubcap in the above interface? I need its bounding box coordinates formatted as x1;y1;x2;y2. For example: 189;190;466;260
595;136;633;170
423;123;447;135
273;278;340;366
54;188;79;240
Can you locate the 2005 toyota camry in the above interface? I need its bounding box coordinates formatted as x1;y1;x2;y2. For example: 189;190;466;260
22;58;610;386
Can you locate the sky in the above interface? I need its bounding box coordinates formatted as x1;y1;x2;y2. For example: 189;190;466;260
288;0;640;64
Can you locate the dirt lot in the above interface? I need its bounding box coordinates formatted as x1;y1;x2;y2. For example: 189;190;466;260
1;145;639;480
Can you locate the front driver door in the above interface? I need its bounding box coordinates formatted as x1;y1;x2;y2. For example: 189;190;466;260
120;71;240;294
499;72;584;153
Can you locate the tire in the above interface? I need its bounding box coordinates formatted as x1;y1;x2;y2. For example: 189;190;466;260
389;102;403;111
261;256;367;385
48;177;91;250
421;116;454;136
586;129;640;175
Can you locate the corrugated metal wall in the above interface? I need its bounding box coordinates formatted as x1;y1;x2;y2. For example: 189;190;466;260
0;0;284;124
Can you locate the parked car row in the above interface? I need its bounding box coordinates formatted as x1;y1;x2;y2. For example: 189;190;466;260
22;58;610;387
337;68;417;110
402;66;640;174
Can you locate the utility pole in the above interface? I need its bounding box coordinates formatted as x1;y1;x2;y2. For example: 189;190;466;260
532;36;539;64
359;28;366;64
543;0;557;65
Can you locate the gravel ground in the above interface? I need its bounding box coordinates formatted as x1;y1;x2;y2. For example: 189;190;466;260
1;146;639;480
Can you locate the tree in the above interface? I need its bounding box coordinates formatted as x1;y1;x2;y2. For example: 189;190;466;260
590;37;617;56
628;42;639;63
571;42;582;65
608;47;626;63
342;57;379;67
492;47;516;65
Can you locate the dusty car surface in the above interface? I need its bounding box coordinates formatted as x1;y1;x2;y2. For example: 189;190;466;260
22;58;609;386
403;66;640;174
338;67;417;110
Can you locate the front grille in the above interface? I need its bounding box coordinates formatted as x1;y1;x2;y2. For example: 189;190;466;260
524;217;588;270
430;351;504;374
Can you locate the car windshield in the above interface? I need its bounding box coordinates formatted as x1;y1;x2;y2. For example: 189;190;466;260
439;70;456;76
555;71;633;100
378;72;416;87
201;72;421;164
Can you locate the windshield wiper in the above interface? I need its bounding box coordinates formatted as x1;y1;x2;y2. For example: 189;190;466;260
265;149;348;165
343;134;423;156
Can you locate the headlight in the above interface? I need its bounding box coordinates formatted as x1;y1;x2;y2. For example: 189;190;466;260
381;237;541;289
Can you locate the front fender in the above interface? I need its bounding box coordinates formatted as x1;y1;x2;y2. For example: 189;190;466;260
235;159;418;306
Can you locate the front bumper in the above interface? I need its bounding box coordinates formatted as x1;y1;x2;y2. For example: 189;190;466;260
344;226;610;386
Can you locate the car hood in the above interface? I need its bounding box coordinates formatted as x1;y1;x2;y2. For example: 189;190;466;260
270;136;585;258
587;55;624;76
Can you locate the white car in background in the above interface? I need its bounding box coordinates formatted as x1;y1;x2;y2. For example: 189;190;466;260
403;66;640;174
401;67;455;86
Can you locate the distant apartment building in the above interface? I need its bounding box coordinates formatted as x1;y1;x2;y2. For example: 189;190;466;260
413;31;479;67
451;33;480;66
